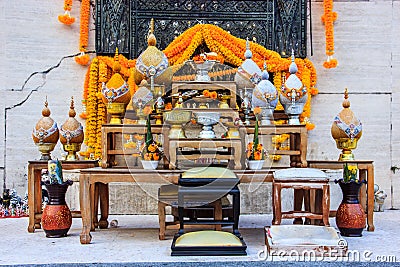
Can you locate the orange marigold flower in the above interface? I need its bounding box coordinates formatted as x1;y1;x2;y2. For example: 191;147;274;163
210;91;218;99
203;90;210;98
153;153;160;161
253;107;262;115
164;103;172;110
148;144;157;153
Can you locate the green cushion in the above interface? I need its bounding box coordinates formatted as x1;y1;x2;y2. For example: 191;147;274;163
175;230;243;247
181;167;237;179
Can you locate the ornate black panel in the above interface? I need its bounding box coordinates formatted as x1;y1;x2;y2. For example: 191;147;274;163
96;0;130;56
96;0;307;59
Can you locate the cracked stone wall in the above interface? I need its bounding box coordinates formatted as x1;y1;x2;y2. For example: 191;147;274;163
0;0;400;213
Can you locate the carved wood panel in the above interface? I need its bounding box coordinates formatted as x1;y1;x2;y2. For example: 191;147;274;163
96;0;307;59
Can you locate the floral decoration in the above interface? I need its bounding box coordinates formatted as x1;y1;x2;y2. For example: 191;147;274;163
75;0;91;66
58;0;75;25
322;0;338;68
141;116;162;161
247;115;267;161
342;163;359;183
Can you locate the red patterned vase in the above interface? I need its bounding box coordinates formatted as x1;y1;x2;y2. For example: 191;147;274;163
41;180;73;238
335;179;366;237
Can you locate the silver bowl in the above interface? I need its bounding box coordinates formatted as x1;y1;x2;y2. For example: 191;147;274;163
194;112;220;138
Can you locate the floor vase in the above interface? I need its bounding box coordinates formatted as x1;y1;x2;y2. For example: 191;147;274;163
41;181;73;238
335;180;366;237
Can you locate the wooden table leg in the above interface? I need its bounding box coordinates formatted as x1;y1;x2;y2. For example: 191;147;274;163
322;184;330;226
34;169;42;230
90;183;99;231
233;142;242;170
98;183;109;229
366;165;375;231
158;201;167;240
272;183;282;225
169;142;177;170
27;165;36;233
80;173;92;244
293;189;303;224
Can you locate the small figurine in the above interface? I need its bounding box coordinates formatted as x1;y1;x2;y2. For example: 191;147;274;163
48;159;63;184
374;184;387;212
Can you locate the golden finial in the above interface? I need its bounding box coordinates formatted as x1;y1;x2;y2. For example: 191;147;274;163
113;48;121;72
42;96;50;117
69;96;76;118
148;18;156;46
342;88;350;108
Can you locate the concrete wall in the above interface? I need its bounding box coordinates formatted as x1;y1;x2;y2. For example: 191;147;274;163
1;0;399;213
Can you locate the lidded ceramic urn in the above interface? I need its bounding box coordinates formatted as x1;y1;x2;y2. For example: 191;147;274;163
134;18;170;87
101;48;131;124
59;97;84;160
32;98;59;160
279;51;308;125
252;62;278;125
234;38;262;90
331;89;362;161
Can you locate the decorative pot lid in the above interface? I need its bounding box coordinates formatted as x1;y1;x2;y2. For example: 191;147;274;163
234;38;262;88
135;19;169;82
32;98;59;144
60;97;84;145
101;48;131;104
280;51;307;104
252;61;278;109
331;88;362;140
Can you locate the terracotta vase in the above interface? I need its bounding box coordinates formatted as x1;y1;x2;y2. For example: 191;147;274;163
335;179;366;237
41;180;73;238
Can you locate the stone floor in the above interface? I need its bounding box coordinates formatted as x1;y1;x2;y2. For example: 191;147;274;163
1;210;400;266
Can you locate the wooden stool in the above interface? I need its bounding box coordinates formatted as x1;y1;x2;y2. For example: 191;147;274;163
158;184;233;240
272;168;330;226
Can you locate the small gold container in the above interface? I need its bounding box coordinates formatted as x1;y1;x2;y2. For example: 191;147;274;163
335;138;359;161
37;143;57;161
107;102;126;124
63;143;82;161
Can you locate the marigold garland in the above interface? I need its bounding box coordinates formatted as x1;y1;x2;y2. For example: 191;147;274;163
58;0;75;25
74;0;91;66
322;0;338;68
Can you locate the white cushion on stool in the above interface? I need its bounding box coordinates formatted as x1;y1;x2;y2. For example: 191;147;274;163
274;168;327;181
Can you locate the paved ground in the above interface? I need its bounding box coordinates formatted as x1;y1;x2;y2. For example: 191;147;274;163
1;210;400;266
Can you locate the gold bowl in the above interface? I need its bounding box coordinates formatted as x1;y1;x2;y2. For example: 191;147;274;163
163;110;192;138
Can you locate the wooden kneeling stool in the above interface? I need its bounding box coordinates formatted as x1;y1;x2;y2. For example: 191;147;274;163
272;168;330;226
158;184;233;240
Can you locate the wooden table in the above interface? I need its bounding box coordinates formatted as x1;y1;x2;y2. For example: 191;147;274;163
307;160;375;231
169;138;242;170
27;160;98;233
78;168;275;244
242;124;308;167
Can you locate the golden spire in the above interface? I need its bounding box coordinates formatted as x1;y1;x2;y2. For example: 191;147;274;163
342;88;350;108
148;18;156;46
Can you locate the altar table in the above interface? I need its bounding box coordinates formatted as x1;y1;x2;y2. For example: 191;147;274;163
27;160;98;233
78;168;274;244
307;160;375;231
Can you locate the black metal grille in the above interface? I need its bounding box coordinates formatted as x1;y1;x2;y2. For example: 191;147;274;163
96;0;307;59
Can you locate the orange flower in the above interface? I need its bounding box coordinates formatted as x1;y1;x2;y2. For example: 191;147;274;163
203;90;210;98
58;12;75;25
153;153;160;161
75;52;91;66
164;103;172;110
148;143;157;153
253;107;262;115
210;91;218;99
